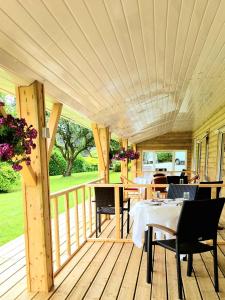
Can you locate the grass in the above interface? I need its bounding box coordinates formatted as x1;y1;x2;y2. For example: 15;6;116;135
0;171;121;246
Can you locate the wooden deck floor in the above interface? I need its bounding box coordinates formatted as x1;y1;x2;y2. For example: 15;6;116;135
1;209;225;300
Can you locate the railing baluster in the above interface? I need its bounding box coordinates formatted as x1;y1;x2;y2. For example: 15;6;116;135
74;189;79;248
147;186;153;199
65;192;71;256
53;197;60;269
88;187;92;235
114;186;120;240
82;187;87;241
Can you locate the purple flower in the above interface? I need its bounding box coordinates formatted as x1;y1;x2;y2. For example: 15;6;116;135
0;143;14;160
12;164;23;171
0;118;5;125
28;128;37;139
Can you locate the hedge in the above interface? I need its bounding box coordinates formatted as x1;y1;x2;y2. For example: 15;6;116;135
0;162;19;192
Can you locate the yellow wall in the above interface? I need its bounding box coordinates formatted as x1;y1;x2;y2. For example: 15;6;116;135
136;132;192;174
192;106;225;181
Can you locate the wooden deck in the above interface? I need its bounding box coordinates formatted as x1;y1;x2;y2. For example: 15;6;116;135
1;209;225;300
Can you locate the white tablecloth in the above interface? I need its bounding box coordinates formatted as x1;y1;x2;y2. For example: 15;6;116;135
129;200;182;248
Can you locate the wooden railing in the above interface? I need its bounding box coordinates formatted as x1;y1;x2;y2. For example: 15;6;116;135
49;177;103;275
50;181;225;274
87;183;225;243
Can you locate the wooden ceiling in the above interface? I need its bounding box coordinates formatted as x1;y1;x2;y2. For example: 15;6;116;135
0;0;225;143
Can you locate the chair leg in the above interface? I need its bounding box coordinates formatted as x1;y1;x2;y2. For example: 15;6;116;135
176;251;183;299
144;230;148;252
147;227;153;283
213;241;219;292
99;214;101;233
121;213;124;238
96;212;98;238
187;254;193;276
127;199;130;234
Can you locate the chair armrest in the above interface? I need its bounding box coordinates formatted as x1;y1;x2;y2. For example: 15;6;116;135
147;224;176;236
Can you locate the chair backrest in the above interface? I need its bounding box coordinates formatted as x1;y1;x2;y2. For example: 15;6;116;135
176;199;225;242
152;176;167;192
153;173;165;177
196;181;223;200
167;184;198;200
94;187;124;208
167;176;188;184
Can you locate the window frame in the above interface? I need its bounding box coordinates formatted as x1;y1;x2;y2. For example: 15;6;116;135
142;150;187;172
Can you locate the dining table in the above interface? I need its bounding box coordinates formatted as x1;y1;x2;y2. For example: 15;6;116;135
129;199;183;248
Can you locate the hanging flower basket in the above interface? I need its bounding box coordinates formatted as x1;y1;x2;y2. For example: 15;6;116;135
112;147;140;161
0;102;37;171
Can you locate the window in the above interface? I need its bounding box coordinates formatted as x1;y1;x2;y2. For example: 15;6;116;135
195;132;209;180
217;127;225;180
142;150;187;172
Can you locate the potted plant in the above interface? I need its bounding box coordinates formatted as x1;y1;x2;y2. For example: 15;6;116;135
112;147;140;161
0;102;37;171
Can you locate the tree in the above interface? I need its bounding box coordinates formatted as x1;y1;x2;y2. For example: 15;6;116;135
55;118;95;176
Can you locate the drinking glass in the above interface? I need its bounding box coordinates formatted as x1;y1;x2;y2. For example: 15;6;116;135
179;178;184;184
183;192;189;200
156;191;161;199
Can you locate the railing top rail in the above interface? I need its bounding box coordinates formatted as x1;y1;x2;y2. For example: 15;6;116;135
87;183;225;188
50;177;104;199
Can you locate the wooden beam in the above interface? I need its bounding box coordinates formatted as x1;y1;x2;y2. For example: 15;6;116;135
121;139;128;180
47;103;62;161
0;105;7;117
131;144;137;180
92;123;110;183
16;81;53;292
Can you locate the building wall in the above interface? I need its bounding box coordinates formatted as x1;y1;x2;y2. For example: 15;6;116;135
192;105;225;181
136;132;192;175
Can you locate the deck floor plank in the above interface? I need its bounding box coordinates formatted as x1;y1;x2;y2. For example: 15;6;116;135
100;243;133;300
1;208;225;300
117;245;143;300
150;246;167;300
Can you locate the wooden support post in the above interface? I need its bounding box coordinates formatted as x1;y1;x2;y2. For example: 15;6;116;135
131;144;137;180
16;81;53;292
47;103;63;161
121;139;128;180
92;123;110;183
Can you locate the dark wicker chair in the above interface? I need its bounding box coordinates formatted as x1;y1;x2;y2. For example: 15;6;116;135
167;184;198;200
196;181;223;200
94;187;130;238
167;176;188;184
146;199;225;299
152;176;167;193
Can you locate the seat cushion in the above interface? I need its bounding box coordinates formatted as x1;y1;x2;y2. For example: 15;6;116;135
97;207;123;214
156;239;213;254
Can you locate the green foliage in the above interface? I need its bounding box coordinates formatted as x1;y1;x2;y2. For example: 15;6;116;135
0;162;19;192
112;161;121;172
49;148;66;176
72;155;86;173
157;152;173;163
55;117;95;176
49;148;98;175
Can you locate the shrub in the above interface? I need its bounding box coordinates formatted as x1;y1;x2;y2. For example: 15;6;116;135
49;149;66;176
82;156;98;172
112;161;121;172
0;162;19;192
72;156;86;173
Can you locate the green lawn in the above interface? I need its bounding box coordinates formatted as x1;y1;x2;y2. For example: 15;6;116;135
0;171;120;246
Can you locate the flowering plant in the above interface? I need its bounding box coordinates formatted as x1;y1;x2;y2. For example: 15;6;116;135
112;147;140;161
0;102;37;171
